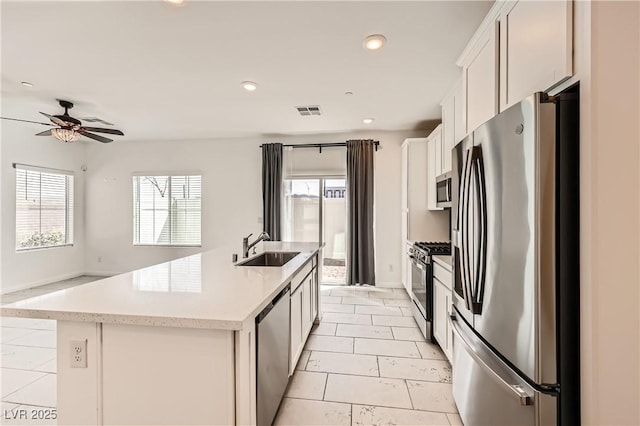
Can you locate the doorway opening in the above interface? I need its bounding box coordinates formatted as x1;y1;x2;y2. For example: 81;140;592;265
283;177;347;285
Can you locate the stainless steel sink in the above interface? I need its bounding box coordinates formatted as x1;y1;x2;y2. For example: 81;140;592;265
237;252;299;267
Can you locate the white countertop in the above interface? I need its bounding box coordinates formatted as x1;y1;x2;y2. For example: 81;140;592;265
433;255;452;270
0;242;321;331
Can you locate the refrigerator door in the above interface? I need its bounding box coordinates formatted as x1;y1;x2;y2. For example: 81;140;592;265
451;135;475;327
451;307;556;426
468;94;557;385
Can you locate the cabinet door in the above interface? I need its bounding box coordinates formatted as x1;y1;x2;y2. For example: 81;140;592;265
434;127;443;178
445;290;453;362
289;286;302;375
427;133;442;211
310;268;318;322
500;0;572;110
463;20;499;133
453;79;465;144
433;278;446;349
441;95;455;174
302;274;313;337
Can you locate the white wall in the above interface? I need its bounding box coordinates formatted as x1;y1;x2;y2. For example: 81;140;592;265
83;137;261;274
1;125;86;293
578;2;640;424
83;130;432;285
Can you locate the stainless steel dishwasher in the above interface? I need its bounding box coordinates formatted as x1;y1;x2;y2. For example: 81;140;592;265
256;284;290;426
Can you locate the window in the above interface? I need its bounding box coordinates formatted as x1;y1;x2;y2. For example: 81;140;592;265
15;164;74;251
133;175;201;246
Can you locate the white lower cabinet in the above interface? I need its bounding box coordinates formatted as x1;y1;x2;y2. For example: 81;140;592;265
289;258;318;375
289;284;303;375
302;273;313;337
310;268;318;321
433;262;453;363
402;241;412;292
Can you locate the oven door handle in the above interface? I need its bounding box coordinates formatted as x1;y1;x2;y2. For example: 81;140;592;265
414;260;426;271
409;255;426;271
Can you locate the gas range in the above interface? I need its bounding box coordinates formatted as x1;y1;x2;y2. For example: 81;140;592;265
410;241;451;264
409;241;451;342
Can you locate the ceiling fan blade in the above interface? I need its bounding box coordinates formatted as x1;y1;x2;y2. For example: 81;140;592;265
81;127;124;136
35;129;53;136
0;116;54;126
78;130;113;143
40;112;68;126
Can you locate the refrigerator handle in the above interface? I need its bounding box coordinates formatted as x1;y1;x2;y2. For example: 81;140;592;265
450;313;534;406
469;147;487;315
461;149;475;311
456;150;467;306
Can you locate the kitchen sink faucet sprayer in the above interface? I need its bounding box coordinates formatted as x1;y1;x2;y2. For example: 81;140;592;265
243;231;271;258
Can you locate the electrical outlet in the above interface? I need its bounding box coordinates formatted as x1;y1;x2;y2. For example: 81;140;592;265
97;257;102;263
70;340;87;368
388;264;394;272
257;216;263;224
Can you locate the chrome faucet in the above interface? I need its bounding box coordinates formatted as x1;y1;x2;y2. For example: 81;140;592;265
243;231;271;258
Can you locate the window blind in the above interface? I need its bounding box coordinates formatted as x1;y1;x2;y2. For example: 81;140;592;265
15;165;74;250
133;175;201;246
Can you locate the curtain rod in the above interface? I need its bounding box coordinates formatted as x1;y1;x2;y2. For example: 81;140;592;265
259;141;380;153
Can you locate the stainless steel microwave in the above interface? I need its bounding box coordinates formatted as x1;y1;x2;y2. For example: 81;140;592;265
436;172;452;208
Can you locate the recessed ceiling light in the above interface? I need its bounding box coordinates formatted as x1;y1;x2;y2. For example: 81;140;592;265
164;0;185;5
363;118;375;124
21;81;33;87
363;34;387;51
241;81;258;92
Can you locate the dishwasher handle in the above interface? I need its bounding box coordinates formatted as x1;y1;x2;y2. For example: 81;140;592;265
256;284;291;323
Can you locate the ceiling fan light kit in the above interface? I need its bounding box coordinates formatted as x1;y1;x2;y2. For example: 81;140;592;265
51;128;80;143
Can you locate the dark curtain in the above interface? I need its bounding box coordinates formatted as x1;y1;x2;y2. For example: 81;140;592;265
346;139;376;286
262;143;283;240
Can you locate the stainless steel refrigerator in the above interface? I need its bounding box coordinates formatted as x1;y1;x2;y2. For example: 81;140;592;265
450;91;580;425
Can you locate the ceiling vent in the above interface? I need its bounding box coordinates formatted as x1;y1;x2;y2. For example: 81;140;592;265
295;105;322;116
82;117;114;126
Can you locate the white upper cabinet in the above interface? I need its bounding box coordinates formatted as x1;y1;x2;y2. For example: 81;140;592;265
499;0;573;110
456;0;574;130
402;138;434;236
453;80;465;144
440;77;463;173
427;126;443;211
461;20;499;133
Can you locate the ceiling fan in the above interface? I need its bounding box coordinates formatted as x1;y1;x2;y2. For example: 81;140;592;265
0;100;124;143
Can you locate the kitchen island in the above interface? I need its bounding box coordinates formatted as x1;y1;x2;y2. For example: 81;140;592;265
0;242;322;425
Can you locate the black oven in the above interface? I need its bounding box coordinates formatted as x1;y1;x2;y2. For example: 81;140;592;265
436;172;452;208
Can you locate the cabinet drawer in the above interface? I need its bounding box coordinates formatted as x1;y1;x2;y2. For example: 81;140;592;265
291;262;313;292
433;262;452;290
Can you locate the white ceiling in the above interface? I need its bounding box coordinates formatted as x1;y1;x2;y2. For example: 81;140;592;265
1;1;491;141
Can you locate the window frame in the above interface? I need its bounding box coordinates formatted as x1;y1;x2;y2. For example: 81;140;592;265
14;163;75;252
132;174;202;248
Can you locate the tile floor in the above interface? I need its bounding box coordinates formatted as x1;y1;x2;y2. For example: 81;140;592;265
275;285;462;426
1;279;462;425
1;276;102;426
